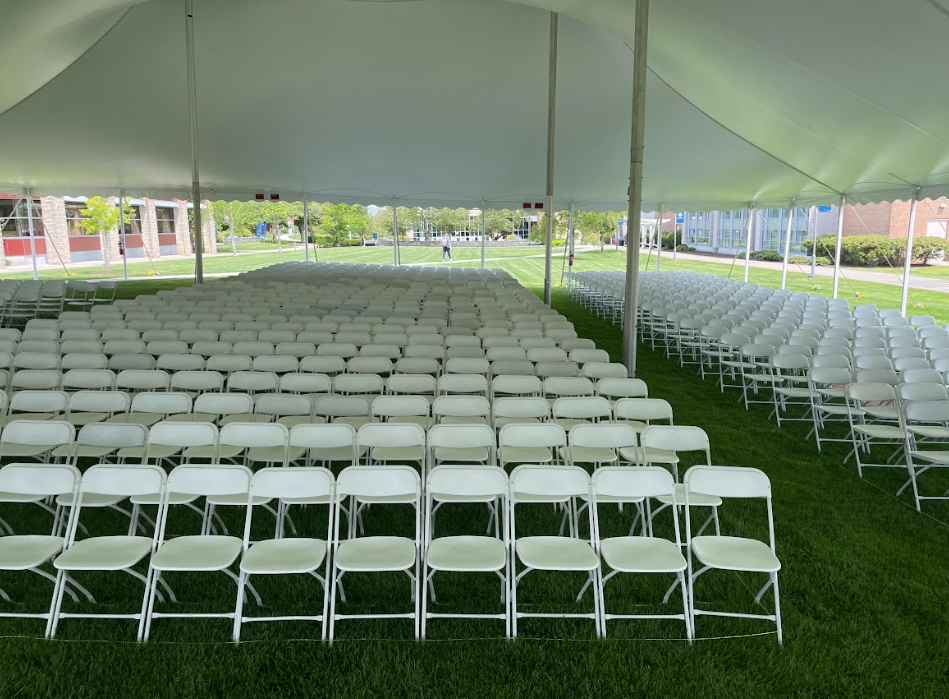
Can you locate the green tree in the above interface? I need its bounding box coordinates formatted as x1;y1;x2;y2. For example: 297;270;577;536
484;209;520;241
78;195;135;270
578;210;623;251
318;203;369;246
530;210;571;244
431;208;469;236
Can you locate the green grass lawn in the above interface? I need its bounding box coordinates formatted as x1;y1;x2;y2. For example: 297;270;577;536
1;268;948;696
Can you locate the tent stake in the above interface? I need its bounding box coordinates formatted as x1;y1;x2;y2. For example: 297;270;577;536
622;0;650;378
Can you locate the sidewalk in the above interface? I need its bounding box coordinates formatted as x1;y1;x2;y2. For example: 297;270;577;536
659;249;949;293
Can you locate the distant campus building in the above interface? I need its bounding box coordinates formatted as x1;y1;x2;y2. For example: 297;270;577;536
0;195;217;268
675;199;948;256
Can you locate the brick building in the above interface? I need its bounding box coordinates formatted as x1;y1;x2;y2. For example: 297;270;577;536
0;195;217;268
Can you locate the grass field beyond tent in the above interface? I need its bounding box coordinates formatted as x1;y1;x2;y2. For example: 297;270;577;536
0;263;947;697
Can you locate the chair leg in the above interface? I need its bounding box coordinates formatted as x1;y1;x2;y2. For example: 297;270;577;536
772;573;783;645
233;570;247;643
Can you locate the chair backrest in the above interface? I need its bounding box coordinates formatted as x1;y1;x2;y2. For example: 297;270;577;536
67;390;130;415
846;381;897;404
427;424;495;452
685;464;772;500
371;395;429;420
163;463;253;504
219;421;290;449
254;393;312;417
509;464;589;502
289;422;357;451
128;391;192;416
432;395;490;421
640;425;710;457
192;391;253;416
244;467;335;545
9;389;68;414
897;382;948;403
0;462;80;499
78;463;166;502
568;422;638;450
356;422;426;450
335;465;420;502
77;422;148;449
498;422;565;448
552;396;612;420
148;420;217;449
314;395;371;419
1;419;74;446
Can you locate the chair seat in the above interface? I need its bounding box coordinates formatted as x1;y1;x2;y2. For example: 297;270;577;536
51;445;117;460
655;484;722;507
307;446;365;462
64;412;110;427
183;445;244;460
240;538;327;575
0;415;54;426
56;492;125;508
0;445;55;459
427;535;505;572
117;445;182;460
106;413;163;426
165;413;217;423
853;424;904;439
131;491;201;505
559;446;618;465
276;416;326;429
600;536;686;573
619;447;677;465
0;491;46;503
370;446;424;462
862;406;898;420
0;535;64;570
433;446;489;463
206;494;273;506
909;426;949;440
911;450;949;465
247;446;307;463
774;387;810;399
334;536;416;571
500;447;553;465
54;535;153;571
515;536;598;571
151;535;243;571
815;405;849;416
388;416;434;430
691;535;781;573
439;416;488;426
494;417;541;429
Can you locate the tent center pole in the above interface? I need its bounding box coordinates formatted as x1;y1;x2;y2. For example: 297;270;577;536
622;0;650;378
655;203;663;271
25;188;38;281
744;205;755;283
480;199;486;270
184;0;203;284
118;188;128;281
832;196;845;299
780;199;795;290
543;12;558;306
302;193;310;262
901;189;920;315
392;199;399;267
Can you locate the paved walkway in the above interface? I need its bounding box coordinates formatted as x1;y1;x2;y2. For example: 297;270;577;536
654;249;949;293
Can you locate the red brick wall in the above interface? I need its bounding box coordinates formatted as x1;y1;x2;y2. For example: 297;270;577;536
843;201;892;237
845;198;948;239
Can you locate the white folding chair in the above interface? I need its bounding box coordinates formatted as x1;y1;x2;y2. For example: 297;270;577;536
509;465;600;637
233;467;335;642
328;465;422;642
685;465;783;644
422;465;509;638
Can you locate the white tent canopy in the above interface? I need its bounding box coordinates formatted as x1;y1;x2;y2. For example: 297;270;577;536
3;0;949;210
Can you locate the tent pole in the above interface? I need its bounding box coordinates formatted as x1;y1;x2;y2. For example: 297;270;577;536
780;199;795;290
810;206;818;276
392;200;399;267
567;201;575;258
302;193;309;262
655;203;663;271
900;189;920;315
25;188;38;281
744;204;755;283
118;189;128;281
184;0;203;284
480;199;486;270
622;0;650;378
543;12;558;306
832;195;845;299
672;211;678;261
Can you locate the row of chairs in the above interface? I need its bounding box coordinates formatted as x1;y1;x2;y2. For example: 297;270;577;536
0;459;780;643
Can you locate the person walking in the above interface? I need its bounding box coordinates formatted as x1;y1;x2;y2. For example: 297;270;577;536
441;233;453;261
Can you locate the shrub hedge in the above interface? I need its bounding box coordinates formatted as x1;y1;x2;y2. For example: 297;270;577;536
813;235;948;267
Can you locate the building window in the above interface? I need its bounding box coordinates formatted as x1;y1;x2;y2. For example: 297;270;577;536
65;203;88;236
156;206;176;235
0;198;45;238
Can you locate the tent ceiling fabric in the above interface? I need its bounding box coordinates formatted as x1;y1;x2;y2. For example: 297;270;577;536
2;0;948;211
